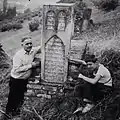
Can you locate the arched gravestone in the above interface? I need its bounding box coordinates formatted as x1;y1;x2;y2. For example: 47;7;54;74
41;3;75;84
44;35;65;83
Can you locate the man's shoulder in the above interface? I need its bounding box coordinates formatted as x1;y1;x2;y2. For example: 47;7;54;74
98;64;110;73
99;64;106;69
14;48;25;57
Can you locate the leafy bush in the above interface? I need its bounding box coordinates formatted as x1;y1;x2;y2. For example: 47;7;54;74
6;7;16;19
18;19;24;23
0;23;23;32
12;23;23;30
28;19;39;32
24;8;31;14
1;24;11;32
92;0;119;12
100;49;120;88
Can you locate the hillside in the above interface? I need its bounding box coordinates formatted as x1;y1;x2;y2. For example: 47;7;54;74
0;1;120;119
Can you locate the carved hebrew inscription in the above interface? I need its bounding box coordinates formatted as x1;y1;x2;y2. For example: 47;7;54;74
44;36;65;83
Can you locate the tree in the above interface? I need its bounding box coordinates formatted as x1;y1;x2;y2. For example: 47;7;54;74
3;0;7;14
24;8;31;14
6;7;16;19
92;0;119;12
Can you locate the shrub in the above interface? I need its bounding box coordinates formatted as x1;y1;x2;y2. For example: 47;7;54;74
18;19;24;23
100;49;120;88
92;0;119;12
6;7;16;19
28;17;32;21
1;23;12;32
28;19;39;32
12;23;23;30
24;8;31;14
0;23;23;32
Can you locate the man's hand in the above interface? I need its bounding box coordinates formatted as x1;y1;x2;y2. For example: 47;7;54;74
32;61;40;68
78;73;84;79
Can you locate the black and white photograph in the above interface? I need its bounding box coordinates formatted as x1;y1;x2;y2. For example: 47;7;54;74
0;0;120;119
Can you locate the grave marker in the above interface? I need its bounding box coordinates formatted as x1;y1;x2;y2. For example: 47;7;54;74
41;3;75;84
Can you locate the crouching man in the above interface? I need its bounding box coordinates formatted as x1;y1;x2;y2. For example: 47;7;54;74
74;54;113;114
4;36;41;119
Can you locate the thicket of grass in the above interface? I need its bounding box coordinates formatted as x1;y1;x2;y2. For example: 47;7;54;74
92;0;119;12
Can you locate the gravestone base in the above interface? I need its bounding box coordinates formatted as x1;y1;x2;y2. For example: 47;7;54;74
26;78;65;98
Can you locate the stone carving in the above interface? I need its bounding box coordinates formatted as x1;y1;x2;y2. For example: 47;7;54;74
46;10;55;30
58;11;66;31
44;35;65;83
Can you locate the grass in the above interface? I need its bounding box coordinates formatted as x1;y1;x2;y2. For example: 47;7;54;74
0;5;120;119
0;19;41;58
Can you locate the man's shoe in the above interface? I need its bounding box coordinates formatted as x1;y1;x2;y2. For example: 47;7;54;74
73;106;83;114
82;103;94;113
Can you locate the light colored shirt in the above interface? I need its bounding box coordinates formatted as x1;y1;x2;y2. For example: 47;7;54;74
94;64;112;86
11;46;41;79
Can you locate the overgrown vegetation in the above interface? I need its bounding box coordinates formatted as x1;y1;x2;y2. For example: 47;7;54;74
0;22;23;32
92;0;119;12
0;7;16;21
100;49;120;89
59;0;119;12
28;19;40;32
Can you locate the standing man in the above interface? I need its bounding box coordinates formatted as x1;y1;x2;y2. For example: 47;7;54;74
73;54;113;114
4;36;41;118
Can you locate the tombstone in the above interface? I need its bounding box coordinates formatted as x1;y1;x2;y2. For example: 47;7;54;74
41;3;75;85
82;8;92;31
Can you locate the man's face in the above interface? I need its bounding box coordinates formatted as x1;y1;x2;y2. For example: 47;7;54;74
22;39;33;53
86;62;96;71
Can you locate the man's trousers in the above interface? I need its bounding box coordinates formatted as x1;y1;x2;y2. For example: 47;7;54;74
6;77;28;115
74;82;113;103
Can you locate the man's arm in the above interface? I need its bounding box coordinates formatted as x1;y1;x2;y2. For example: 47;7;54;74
78;74;101;84
13;55;32;73
33;46;41;55
69;58;86;65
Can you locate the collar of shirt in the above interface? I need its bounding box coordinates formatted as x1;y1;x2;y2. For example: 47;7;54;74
22;48;34;55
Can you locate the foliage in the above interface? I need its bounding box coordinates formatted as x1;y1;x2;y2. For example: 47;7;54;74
24;8;31;14
6;7;16;19
0;23;23;32
28;19;39;32
18;19;24;23
100;49;120;88
92;0;119;12
0;7;16;21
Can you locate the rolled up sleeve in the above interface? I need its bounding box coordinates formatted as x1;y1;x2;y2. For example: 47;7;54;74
33;46;41;55
13;55;32;73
